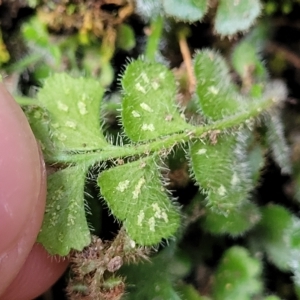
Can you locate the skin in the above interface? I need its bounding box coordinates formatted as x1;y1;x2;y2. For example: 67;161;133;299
0;84;68;299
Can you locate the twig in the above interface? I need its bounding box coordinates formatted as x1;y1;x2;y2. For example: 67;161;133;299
178;29;196;94
273;17;300;29
266;41;300;69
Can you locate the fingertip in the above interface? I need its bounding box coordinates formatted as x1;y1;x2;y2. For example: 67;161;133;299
0;160;47;296
1;244;69;300
0;83;44;252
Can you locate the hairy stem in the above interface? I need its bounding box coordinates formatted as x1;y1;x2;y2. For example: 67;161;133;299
50;97;275;165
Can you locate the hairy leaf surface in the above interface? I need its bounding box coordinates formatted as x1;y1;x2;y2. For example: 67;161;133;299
194;50;276;122
121;248;181;300
162;0;207;22
38;73;107;151
232;39;266;82
248;143;265;184
215;0;261;36
265;112;291;174
98;157;180;245
190;133;251;214
203;201;261;236
231;24;269;82
251;205;300;276
134;0;162;20
37;166;91;255
121;59;192;142
175;283;210;300
194;50;248;120
213;246;262;299
24;105;56;160
22;17;61;67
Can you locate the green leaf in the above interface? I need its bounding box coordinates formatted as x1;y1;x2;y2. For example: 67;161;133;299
231;24;269;82
252;205;294;270
203;201;261;236
134;0;163;20
98;156;180;245
37;166;91;256
38;73;107;151
265;111;291;174
194;50;247;120
176;283;211;300
117;24;136;51
190;133;251;214
169;249;193;279
22;17;61;66
23;105;56;160
27;0;38;8
212;246;262;300
231;39;266;82
295;283;300;298
253;206;300;283
194;50;278;122
145;15;164;61
22;17;49;48
120;247;181;300
215;0;262;36
248;143;265;185
162;0;208;22
121;59;192;142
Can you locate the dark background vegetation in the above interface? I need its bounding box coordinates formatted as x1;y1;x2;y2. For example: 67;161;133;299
1;1;300;299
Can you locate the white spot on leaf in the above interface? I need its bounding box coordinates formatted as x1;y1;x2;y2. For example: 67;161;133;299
33;111;41;119
152;203;169;223
65;121;77;129
152;203;160;215
58;232;64;243
135;83;147;94
67;213;75;226
78;101;87;115
197;148;207;155
132;110;141;118
159;72;166;79
66;201;79;227
132;177;146;199
161;212;169;223
141;123;155;131
208;86;219;95
116;180;130;192
151;81;159;90
137;210;145;226
149;217;155;232
57;101;69;112
140;102;153;112
141;72;149;83
50;211;58;227
217;185;227;196
57;133;67;141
